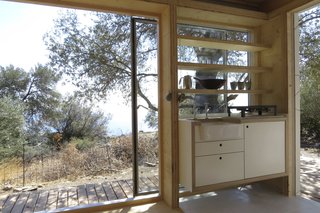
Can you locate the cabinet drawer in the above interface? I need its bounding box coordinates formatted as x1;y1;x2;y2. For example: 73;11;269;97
195;123;243;142
195;140;244;156
195;152;244;186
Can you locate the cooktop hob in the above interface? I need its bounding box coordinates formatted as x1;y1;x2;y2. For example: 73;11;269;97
227;105;277;117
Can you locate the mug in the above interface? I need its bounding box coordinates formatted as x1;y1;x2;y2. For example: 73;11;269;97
238;82;245;90
179;75;192;89
230;82;238;90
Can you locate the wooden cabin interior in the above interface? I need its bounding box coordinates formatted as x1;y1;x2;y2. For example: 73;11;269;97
4;0;320;212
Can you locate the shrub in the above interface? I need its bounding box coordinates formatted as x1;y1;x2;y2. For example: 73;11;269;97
70;137;96;151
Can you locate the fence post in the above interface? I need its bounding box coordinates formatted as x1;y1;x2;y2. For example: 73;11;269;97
3;166;5;184
41;154;44;182
22;142;25;186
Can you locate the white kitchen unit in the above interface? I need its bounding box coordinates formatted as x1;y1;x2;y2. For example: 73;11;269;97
179;120;244;192
244;121;285;178
179;117;286;193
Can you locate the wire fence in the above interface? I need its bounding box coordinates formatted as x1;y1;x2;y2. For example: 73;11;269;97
0;133;158;187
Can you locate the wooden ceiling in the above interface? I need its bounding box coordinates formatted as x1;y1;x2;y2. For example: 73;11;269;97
194;0;292;12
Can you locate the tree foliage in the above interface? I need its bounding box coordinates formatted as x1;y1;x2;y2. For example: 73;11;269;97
0;64;61;125
48;95;110;144
44;11;158;111
0;64;111;157
299;6;320;147
0;97;25;159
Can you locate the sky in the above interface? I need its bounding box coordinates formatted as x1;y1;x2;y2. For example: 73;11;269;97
0;1;154;135
0;1;58;69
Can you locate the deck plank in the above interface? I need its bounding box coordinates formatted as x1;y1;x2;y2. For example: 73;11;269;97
2;194;19;213
0;176;159;212
0;195;9;212
139;177;151;192
78;185;88;205
110;181;126;199
23;192;39;213
94;184;108;203
141;177;157;191
67;187;78;207
148;176;159;188
125;179;133;190
126;179;142;191
118;180;133;198
102;182;117;201
45;189;58;210
11;192;29;213
33;191;49;212
57;188;68;209
86;184;99;204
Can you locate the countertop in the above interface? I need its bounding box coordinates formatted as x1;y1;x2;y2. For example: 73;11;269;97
180;114;287;124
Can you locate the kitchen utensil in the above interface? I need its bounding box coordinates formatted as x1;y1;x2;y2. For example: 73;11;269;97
230;82;238;90
179;75;193;89
193;77;226;89
238;82;245;90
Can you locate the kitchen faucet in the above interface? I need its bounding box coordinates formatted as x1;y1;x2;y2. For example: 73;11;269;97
193;104;198;119
205;103;210;119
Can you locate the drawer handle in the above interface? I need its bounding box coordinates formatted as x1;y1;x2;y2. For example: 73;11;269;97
219;144;222;147
219;157;222;160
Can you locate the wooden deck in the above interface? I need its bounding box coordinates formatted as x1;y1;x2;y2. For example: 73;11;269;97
0;176;159;213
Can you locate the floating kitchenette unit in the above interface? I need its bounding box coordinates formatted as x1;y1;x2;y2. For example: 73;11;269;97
179;115;287;194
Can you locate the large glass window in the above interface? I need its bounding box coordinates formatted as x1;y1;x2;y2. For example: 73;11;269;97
177;24;250;118
0;2;159;211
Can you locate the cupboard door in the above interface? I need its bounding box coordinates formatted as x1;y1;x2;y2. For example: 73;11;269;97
195;152;244;186
244;122;285;178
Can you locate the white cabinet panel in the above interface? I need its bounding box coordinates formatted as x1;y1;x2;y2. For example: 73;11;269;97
195;139;244;156
179;119;286;192
244;121;285;178
195;152;244;186
195;123;243;142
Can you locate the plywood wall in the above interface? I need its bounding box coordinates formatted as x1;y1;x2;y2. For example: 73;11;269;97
259;14;288;114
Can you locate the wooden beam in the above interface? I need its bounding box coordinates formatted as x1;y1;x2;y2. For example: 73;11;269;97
158;2;180;209
10;0;167;18
177;5;267;30
177;0;268;20
267;0;317;19
287;8;300;197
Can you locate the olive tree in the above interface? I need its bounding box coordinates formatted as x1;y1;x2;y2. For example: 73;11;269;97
44;11;158;127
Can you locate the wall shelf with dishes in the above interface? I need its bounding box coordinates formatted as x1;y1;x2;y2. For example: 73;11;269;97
176;23;273;117
176;34;273;96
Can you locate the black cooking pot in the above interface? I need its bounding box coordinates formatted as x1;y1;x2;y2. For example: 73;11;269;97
193;77;226;89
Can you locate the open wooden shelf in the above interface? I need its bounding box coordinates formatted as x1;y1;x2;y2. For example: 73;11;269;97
177;35;270;52
177;62;272;73
178;89;272;95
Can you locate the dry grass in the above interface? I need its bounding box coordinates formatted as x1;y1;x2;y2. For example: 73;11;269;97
0;132;158;187
0;158;22;185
